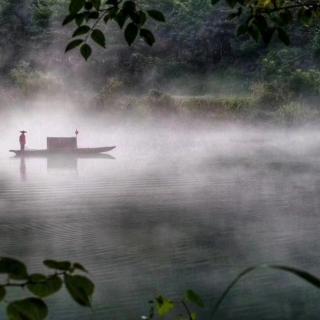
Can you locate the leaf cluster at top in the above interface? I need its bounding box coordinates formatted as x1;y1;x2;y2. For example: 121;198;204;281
64;0;165;60
220;0;320;46
63;0;320;60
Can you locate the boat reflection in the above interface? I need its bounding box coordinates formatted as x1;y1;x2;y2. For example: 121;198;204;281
47;156;78;170
47;154;115;170
13;154;115;181
19;157;26;181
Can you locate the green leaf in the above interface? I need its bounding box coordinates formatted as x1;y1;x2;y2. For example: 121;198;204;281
80;44;92;60
125;22;138;46
247;26;259;42
91;29;106;48
155;296;175;317
69;0;85;14
7;298;48;320
261;27;275;45
115;9;129;28
43;260;71;271
107;6;119;18
225;0;238;8
298;7;312;26
29;274;47;282
62;14;75;25
147;10;165;22
254;15;268;33
75;13;85;26
72;25;90;37
211;0;220;5
27;275;62;298
140;28;155;46
65;39;83;52
277;28;290;45
137;10;147;25
122;0;136;12
0;257;28;280
0;286;6;302
185;290;204;308
84;2;93;10
129;11;141;24
73;262;88;273
92;0;101;10
237;24;248;36
88;11;99;19
279;10;292;25
64;274;95;307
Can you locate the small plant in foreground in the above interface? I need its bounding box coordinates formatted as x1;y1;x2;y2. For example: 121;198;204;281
144;265;320;320
143;289;204;320
0;257;94;320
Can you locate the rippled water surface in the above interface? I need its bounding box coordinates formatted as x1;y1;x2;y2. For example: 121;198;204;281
1;126;320;320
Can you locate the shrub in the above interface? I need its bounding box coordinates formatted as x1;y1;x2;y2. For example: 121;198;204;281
260;48;320;102
174;95;253;120
10;62;62;95
288;69;320;96
96;77;125;110
274;101;320;124
261;48;306;79
250;82;290;109
311;27;320;56
100;78;124;98
146;89;177;114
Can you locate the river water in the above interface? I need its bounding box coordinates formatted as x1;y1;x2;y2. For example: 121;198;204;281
1;124;320;319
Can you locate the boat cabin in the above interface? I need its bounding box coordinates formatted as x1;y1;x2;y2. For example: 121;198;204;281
47;137;77;151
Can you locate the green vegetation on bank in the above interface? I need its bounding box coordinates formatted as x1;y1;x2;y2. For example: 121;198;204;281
1;0;320;124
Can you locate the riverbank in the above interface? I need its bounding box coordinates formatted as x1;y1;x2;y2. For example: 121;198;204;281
92;90;320;126
1;77;320;126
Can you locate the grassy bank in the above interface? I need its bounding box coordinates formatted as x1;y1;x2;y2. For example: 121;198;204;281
3;61;320;125
98;90;320;125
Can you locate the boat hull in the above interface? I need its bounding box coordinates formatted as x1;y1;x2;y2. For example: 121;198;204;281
9;146;116;157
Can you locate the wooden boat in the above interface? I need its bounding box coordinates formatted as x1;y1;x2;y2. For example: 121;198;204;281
10;146;116;157
10;134;116;157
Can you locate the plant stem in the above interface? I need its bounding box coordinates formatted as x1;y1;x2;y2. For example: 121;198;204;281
181;300;193;320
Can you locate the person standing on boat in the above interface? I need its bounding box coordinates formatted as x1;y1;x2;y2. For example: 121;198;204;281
19;131;27;151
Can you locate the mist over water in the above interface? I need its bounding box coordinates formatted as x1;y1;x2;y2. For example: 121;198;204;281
1;104;320;319
1;0;319;317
